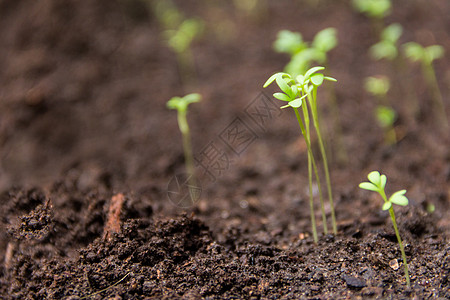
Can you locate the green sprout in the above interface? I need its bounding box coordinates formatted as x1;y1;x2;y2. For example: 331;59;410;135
364;76;397;145
359;171;410;288
274;28;337;77
263;67;337;242
311;27;338;64
403;42;448;128
167;93;201;186
152;0;204;83
370;24;421;120
273;30;308;57
274;28;347;165
165;18;204;82
370;23;403;61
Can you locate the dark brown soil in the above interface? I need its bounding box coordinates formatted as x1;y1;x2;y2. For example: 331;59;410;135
1;0;449;299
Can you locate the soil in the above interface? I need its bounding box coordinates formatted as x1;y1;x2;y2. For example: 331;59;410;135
0;0;449;299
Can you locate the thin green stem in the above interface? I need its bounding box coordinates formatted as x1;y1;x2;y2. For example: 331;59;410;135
294;107;328;235
307;87;337;234
178;110;197;192
388;208;411;288
379;189;410;288
304;102;318;243
303;98;318;242
307;149;318;243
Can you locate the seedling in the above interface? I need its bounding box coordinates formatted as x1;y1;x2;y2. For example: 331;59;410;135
370;23;403;61
298;67;338;235
167;93;201;189
263;67;337;242
165;18;204;82
359;171;410;288
274;28;347;165
152;0;204;83
364;76;397;145
403;42;448;128
273;28;337;77
352;0;392;33
370;24;420;120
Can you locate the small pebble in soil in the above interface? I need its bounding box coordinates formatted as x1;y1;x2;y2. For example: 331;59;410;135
342;274;367;288
389;259;399;270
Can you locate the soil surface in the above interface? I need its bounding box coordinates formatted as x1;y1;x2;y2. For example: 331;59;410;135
1;0;449;299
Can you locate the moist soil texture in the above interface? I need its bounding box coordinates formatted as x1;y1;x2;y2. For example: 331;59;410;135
1;0;450;299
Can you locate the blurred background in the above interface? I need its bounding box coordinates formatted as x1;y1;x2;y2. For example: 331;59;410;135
0;0;449;205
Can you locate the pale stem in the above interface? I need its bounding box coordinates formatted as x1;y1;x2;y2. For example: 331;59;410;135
379;189;411;288
294;107;328;235
307;87;337;234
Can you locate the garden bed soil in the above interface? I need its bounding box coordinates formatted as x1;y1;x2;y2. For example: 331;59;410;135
0;0;449;298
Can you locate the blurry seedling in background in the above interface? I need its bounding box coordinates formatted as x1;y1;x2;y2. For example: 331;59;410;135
370;24;420;120
403;42;448;129
370;23;403;61
165;18;204;82
364;76;397;145
274;28;347;165
352;0;392;33
273;28;337;77
152;0;204;84
263;67;337;242
167;93;202;196
359;171;410;288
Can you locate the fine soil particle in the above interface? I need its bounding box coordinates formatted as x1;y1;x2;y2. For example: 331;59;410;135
0;0;449;299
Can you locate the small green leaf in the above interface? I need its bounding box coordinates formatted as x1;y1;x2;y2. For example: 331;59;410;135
310;73;324;86
184;93;202;104
425;45;444;62
304;66;325;79
273;30;307;56
382;23;403;43
359;182;379;192
312;27;337;53
364;76;390;96
276;74;294;98
166;93;201;112
289;98;303;108
380;174;387;190
367;171;381;186
370;41;397;60
391;195;409;206
382;201;392;210
166;96;181;110
273;92;291;101
403;42;424;62
375;106;396;128
389;190;409;206
263;73;281;88
324;76;337;82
